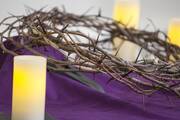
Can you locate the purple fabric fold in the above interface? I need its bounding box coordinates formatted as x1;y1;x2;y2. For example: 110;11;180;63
0;45;180;120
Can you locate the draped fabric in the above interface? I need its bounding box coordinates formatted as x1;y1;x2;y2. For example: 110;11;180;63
0;44;180;120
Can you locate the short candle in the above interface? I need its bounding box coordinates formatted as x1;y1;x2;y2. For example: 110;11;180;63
12;55;47;120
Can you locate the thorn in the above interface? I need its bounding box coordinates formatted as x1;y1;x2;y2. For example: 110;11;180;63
88;40;91;51
36;17;47;34
94;31;101;52
61;5;66;12
135;47;143;63
61;24;69;32
98;8;101;17
114;40;125;57
68;52;71;56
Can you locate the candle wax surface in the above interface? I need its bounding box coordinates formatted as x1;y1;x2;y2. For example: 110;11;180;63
12;55;47;120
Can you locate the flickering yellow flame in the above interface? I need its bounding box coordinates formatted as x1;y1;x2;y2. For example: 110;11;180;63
12;55;47;120
168;18;180;46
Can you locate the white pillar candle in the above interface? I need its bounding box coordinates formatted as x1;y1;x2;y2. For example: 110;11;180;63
12;55;47;120
113;0;140;61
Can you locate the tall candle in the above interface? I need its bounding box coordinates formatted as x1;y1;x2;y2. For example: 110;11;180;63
12;55;47;120
113;0;140;61
168;18;180;46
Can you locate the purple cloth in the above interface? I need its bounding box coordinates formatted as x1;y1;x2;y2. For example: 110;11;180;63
0;45;180;120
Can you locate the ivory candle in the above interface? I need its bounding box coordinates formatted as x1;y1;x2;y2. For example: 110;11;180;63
113;0;140;61
12;55;47;120
168;18;180;46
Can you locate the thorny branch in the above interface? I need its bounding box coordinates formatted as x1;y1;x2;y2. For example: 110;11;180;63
0;7;180;96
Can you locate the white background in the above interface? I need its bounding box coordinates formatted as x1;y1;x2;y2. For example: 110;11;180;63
0;0;179;31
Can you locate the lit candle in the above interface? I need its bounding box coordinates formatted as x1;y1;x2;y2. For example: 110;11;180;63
12;55;47;120
112;0;140;61
113;0;140;28
168;18;180;46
